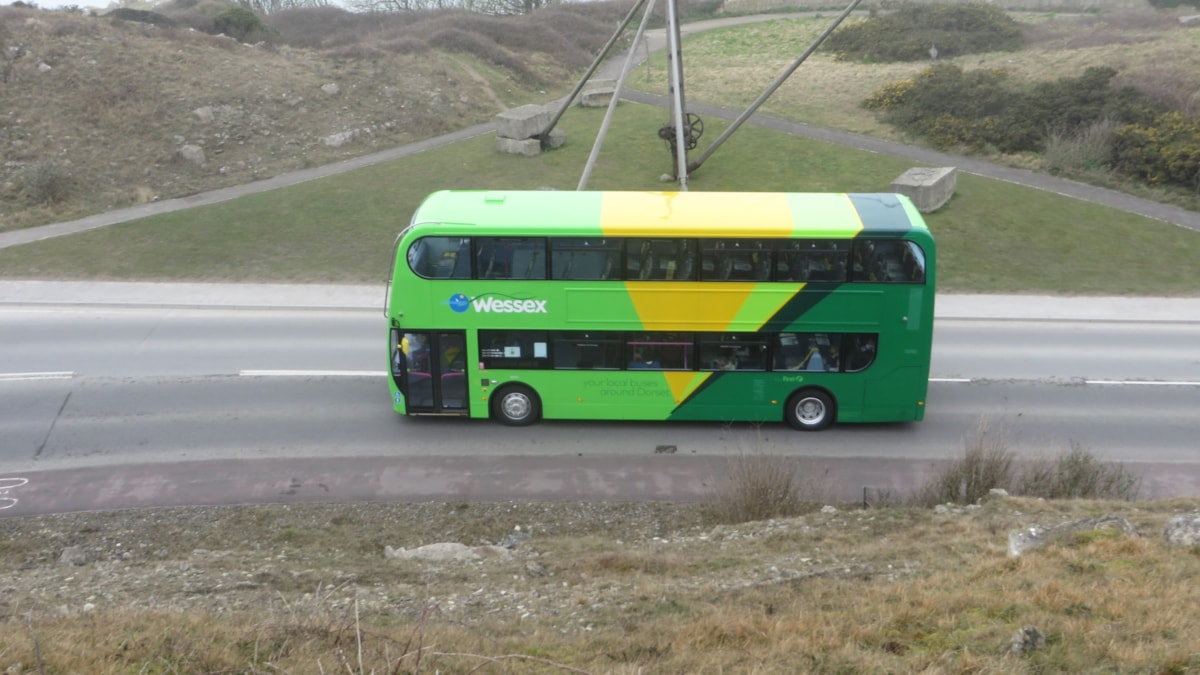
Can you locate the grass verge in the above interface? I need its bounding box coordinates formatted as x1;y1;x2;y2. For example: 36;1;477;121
0;103;1197;294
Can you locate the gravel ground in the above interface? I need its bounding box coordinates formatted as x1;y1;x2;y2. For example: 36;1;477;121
2;501;725;623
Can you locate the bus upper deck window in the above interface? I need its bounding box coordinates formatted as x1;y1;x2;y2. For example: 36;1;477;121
552;238;620;280
853;239;925;283
410;236;471;279
626;239;697;281
702;239;770;281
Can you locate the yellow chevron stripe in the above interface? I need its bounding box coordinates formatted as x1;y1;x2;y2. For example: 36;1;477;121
664;371;711;404
624;282;800;331
599;192;796;236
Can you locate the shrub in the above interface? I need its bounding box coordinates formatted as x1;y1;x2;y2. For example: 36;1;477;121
868;64;1013;150
824;2;1022;63
213;6;270;42
867;64;1163;154
20;161;72;205
108;7;177;27
1113;111;1200;194
1148;0;1200;7
158;0;247;34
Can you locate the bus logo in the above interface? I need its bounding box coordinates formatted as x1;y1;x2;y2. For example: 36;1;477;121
447;293;548;314
448;293;471;312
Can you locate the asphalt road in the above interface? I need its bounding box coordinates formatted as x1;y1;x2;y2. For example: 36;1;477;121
2;287;1198;517
2;14;1198;517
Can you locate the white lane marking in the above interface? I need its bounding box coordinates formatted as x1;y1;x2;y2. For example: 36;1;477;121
931;378;1200;386
0;372;74;381
1086;380;1200;387
0;477;29;510
240;369;386;378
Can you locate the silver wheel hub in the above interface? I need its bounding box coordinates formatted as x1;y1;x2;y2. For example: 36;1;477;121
797;397;825;423
503;393;531;420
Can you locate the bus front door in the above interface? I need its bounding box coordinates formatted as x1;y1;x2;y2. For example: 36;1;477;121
400;330;468;414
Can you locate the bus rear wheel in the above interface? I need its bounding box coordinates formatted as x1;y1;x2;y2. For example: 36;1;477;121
492;384;541;426
785;389;835;431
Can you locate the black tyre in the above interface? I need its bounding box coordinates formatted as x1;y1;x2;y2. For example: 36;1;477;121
785;389;835;431
492;384;541;426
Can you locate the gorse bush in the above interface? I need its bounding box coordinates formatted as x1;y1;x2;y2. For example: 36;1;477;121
865;64;1014;150
865;61;1199;192
866;64;1153;154
824;2;1022;63
1113;111;1200;194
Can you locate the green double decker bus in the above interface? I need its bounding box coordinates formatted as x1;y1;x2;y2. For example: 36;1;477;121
385;190;936;431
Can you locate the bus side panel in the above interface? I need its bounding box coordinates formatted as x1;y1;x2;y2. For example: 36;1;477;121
487;371;643;422
666;372;868;424
862;366;928;422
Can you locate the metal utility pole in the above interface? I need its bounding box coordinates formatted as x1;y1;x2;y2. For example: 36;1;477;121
664;0;689;189
538;0;649;144
578;0;659;191
687;0;864;174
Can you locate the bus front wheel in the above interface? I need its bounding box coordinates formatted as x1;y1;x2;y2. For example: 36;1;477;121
492;384;541;426
785;389;835;431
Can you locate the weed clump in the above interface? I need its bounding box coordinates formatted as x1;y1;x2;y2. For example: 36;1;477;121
917;419;1142;506
706;450;816;524
1020;442;1141;500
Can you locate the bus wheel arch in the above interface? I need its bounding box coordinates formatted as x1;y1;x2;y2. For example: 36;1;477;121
784;388;836;431
491;383;541;426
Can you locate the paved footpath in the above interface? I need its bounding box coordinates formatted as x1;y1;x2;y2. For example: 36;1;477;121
2;280;1199;322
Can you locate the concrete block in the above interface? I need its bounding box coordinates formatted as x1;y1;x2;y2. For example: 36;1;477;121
496;136;541;157
581;90;616;107
494;104;554;140
579;79;617;108
545;128;567;149
890;166;956;213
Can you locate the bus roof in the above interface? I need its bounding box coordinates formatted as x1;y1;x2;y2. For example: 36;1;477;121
408;190;930;239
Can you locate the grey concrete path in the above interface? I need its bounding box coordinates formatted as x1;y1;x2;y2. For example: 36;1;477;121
1;13;1198;253
2;279;1198;322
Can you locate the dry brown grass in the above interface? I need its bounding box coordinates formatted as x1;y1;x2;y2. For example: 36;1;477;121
0;4;579;232
1;498;1197;673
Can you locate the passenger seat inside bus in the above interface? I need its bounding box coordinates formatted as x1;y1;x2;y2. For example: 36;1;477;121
478;243;510;279
440;372;466;408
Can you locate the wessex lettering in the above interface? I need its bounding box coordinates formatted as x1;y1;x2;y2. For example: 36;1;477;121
471;297;548;314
